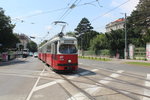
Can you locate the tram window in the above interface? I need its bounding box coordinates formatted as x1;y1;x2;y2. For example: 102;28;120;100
47;45;51;53
51;43;57;54
54;42;57;54
59;44;77;54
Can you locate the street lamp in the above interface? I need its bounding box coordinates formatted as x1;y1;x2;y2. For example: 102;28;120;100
124;13;127;59
121;13;127;59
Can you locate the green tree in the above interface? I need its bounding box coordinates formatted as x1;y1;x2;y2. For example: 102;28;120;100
105;29;125;55
75;17;93;34
0;8;20;52
90;33;108;52
126;0;150;47
83;30;99;50
74;17;98;50
66;31;76;37
27;41;37;53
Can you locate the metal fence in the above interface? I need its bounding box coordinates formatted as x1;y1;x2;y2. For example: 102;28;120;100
79;49;124;59
134;47;146;60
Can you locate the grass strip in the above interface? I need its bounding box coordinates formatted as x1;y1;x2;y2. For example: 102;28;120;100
78;56;111;61
126;62;150;67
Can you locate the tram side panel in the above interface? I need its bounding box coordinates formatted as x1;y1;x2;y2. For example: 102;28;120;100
46;53;52;66
38;53;41;59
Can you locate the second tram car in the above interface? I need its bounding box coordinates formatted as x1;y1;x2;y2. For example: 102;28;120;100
38;34;78;72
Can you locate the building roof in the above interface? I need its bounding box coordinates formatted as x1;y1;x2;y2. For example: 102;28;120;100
114;18;125;22
106;18;125;27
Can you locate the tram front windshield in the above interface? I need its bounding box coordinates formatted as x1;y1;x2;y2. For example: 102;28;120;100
59;44;77;54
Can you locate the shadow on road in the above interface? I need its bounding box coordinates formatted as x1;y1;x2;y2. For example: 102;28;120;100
0;58;28;67
59;68;96;76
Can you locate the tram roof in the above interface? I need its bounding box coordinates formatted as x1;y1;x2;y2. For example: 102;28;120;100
38;35;76;49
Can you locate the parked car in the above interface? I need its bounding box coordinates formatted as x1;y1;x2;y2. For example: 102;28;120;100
33;52;38;58
22;49;29;58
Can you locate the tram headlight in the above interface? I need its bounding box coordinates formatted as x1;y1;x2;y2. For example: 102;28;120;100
68;60;72;63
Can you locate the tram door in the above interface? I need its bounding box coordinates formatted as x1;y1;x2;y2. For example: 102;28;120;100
51;42;57;68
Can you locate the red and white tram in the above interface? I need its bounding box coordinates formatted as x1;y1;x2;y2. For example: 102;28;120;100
38;33;78;72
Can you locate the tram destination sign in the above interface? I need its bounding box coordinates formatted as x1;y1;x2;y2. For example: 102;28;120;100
64;40;74;44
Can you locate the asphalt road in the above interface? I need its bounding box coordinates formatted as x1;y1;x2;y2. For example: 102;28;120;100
0;57;150;100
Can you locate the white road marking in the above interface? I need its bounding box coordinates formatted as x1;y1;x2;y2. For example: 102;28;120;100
34;69;99;92
85;70;124;95
34;81;57;91
99;77;112;84
85;87;101;94
67;69;98;79
80;71;91;76
92;69;99;72
143;74;150;100
67;92;91;100
0;73;36;78
69;69;124;100
26;68;45;100
33;68;99;100
117;70;124;73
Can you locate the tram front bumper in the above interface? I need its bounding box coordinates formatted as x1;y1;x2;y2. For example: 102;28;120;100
57;63;78;71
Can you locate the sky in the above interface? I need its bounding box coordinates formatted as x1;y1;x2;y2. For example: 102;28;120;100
0;0;139;44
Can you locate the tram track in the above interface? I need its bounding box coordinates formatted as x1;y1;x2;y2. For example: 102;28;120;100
91;70;150;90
77;64;150;99
82;75;150;100
80;64;150;82
42;62;150;100
56;70;147;100
44;64;97;100
59;74;96;100
57;83;75;100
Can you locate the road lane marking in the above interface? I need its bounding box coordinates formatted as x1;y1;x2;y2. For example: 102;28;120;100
85;70;124;95
26;68;45;100
34;69;99;92
67;69;98;79
33;68;99;100
34;81;57;91
67;92;91;100
69;70;124;99
0;73;36;78
143;74;150;100
98;70;123;84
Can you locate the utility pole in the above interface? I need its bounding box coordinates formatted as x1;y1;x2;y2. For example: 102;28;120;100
124;13;127;59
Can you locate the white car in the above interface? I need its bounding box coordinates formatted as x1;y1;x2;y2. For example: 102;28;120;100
33;52;38;58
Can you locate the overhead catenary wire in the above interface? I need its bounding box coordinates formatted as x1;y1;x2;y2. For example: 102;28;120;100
58;0;82;21
12;7;69;21
12;0;101;21
96;0;103;8
91;0;130;22
12;0;133;35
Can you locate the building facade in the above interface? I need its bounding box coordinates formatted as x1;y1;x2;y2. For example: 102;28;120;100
16;34;31;50
105;18;125;33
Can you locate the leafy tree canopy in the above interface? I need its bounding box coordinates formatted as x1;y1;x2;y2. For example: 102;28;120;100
75;17;93;35
0;8;20;52
27;41;37;53
74;18;99;50
90;33;108;52
105;29;124;51
66;31;76;37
